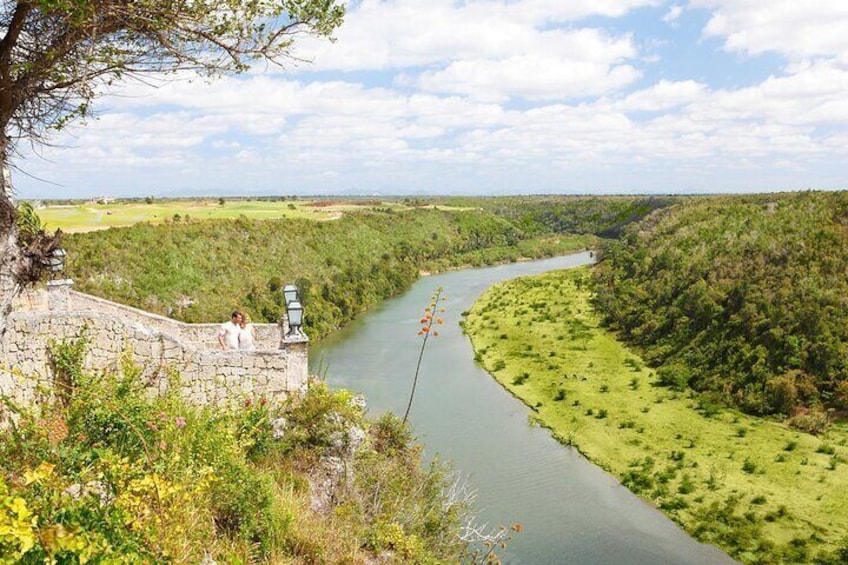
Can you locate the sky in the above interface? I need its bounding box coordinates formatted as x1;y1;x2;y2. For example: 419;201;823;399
14;0;848;199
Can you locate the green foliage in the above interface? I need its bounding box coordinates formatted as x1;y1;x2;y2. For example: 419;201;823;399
691;496;771;562
742;458;758;474
65;208;591;340
15;202;46;247
464;267;848;564
437;195;674;238
47;332;88;407
0;356;470;563
816;443;836;455
370;413;414;454
0;1;344;151
593;192;848;421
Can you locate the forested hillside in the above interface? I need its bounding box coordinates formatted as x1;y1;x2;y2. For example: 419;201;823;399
64;198;666;340
593;192;848;428
63;208;564;339
439;195;675;237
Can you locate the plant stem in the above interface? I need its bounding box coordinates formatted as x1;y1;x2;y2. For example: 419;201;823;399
402;288;442;425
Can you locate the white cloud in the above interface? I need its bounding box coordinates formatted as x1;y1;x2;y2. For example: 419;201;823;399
12;0;848;197
663;5;684;24
621;80;706;111
691;0;848;59
295;0;646;100
298;0;659;70
687;60;848;126
414;55;640;102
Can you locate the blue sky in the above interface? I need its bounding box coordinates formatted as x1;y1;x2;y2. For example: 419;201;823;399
15;0;848;198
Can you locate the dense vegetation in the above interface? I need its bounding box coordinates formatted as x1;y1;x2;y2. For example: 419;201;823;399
465;268;848;564
64;197;664;340
593;192;848;427
437;195;675;238
0;339;474;563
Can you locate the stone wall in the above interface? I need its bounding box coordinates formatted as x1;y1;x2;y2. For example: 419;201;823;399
64;290;286;350
1;282;309;408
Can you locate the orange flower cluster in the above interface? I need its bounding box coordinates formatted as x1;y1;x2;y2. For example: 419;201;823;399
418;306;446;337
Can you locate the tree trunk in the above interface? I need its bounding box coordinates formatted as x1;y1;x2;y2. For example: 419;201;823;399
0;151;23;336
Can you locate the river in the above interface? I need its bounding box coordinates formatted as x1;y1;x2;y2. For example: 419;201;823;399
310;252;734;564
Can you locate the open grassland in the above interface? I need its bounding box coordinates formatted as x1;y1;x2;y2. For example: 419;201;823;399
35;198;430;232
464;268;848;564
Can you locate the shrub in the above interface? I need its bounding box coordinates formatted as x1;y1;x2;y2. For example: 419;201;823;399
816;443;836;455
789;407;830;434
678;474;694;495
371;412;413;454
512;373;530;385
1;349;471;563
656;364;692;391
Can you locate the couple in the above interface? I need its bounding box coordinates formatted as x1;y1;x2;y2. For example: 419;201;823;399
218;310;256;350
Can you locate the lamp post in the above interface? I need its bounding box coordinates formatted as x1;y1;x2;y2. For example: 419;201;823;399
283;284;304;338
44;248;71;311
286;300;303;337
283;284;299;306
45;247;66;277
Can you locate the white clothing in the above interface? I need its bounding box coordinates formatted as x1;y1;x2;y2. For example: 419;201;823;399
239;323;256;350
219;321;240;350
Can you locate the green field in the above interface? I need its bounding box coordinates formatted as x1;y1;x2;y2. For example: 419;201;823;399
35;198;432;232
464;268;848;564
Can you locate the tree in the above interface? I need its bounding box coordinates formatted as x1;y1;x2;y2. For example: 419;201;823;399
0;0;345;333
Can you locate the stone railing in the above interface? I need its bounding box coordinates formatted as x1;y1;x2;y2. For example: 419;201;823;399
0;281;308;409
64;289;286;350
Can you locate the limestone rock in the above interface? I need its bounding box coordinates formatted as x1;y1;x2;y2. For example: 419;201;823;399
271;417;288;440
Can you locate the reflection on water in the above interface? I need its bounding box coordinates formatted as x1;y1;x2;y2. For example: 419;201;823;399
311;253;735;564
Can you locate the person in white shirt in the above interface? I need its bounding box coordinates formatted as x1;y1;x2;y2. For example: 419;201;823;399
218;311;242;350
238;312;257;350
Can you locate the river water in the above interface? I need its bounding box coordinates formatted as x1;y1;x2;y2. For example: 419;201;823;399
310;252;734;564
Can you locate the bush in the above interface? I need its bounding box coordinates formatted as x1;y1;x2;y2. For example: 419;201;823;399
816;443;836;455
789;407;830;435
1;346;470;563
656;364;692;391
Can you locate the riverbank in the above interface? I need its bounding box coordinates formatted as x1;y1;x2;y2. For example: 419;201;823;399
463;267;848;564
418;233;597;277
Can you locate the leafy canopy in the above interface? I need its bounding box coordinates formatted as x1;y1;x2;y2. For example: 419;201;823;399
0;0;345;151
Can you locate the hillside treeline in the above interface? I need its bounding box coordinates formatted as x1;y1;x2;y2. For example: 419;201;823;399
65;208;597;339
439;195;676;237
593;192;848;427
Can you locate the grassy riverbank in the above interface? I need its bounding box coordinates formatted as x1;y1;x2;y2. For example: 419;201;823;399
464;268;848;564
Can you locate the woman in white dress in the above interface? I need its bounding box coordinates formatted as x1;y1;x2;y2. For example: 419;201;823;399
238;312;257;350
